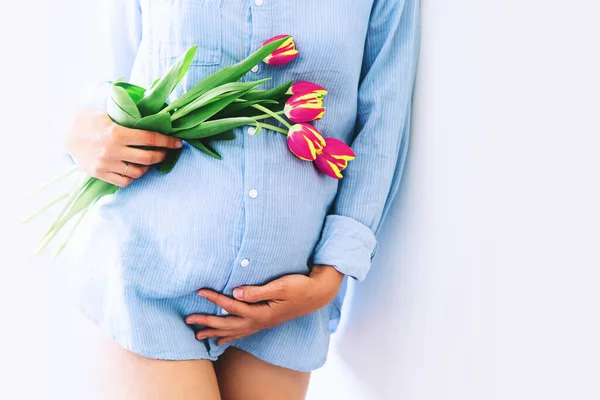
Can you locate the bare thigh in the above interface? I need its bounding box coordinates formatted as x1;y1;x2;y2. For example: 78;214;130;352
214;346;311;400
76;312;221;400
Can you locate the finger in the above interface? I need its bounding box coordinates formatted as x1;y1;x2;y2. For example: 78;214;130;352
216;336;240;346
185;314;244;330
195;329;230;341
104;160;150;179
232;280;287;303
119;129;183;149
101;172;134;188
197;290;255;317
117;147;167;165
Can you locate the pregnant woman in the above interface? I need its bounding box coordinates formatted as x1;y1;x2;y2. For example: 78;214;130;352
64;0;420;398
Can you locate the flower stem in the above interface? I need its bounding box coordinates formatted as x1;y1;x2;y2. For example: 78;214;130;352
52;207;89;259
25;165;79;198
42;175;91;239
21;192;69;225
251;110;285;120
250;104;292;129
255;122;288;135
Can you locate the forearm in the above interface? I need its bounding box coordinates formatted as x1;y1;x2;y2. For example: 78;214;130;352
309;264;345;308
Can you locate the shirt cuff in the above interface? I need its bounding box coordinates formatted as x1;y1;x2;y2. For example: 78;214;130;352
310;215;378;282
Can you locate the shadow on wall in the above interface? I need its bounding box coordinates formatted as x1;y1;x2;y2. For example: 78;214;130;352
334;157;420;397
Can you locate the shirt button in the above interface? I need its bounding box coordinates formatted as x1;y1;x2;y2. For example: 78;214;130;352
247;126;257;135
254;0;263;6
240;258;250;267
248;189;258;199
220;308;229;315
250;65;259;73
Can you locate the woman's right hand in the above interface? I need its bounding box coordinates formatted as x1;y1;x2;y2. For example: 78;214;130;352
64;109;183;187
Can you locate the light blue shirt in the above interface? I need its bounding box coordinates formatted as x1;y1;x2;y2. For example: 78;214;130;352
68;0;420;372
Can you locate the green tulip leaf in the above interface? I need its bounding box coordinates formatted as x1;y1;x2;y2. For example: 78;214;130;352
164;36;290;113
113;82;147;104
137;45;198;116
173;117;257;140
242;80;292;102
219;99;279;116
109;85;142;121
209;130;236;141
156;148;183;173
132;113;173;135
171;88;255;131
106;96;139;127
171;79;270;120
187;139;222;159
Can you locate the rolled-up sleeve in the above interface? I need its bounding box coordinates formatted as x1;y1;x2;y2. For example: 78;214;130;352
310;0;420;281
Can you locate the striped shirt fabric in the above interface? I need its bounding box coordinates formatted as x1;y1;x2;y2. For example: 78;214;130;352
66;0;420;372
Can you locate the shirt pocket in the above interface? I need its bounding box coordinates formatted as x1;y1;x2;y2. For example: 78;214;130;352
146;0;222;66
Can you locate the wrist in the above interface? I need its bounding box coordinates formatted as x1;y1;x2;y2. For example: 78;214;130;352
310;264;344;303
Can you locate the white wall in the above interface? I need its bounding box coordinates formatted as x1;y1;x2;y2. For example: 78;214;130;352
2;0;599;399
308;1;600;399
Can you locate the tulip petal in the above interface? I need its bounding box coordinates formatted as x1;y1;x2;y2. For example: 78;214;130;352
263;34;291;45
323;137;356;161
288;136;316;160
287;81;328;97
284;93;325;122
287;125;316;160
286;92;324;106
286;123;326;161
264;50;299;66
262;35;298;66
315;153;344;179
300;123;326;151
285;106;325;123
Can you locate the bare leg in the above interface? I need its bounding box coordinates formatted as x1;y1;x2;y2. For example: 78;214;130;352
76;312;221;400
214;346;310;400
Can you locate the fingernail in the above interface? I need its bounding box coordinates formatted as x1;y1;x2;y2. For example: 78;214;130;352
176;140;183;148
197;290;206;297
233;288;243;299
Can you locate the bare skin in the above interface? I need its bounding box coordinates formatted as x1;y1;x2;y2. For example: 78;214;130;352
88;332;221;400
65;109;183;187
215;347;311;400
187;265;344;345
67;110;343;399
83;315;308;400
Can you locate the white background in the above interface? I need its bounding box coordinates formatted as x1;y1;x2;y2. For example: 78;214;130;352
1;0;599;399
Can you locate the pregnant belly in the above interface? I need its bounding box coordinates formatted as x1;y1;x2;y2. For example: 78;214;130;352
66;143;339;299
67;146;244;298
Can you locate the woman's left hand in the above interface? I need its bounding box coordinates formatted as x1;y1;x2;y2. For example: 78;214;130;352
185;264;344;345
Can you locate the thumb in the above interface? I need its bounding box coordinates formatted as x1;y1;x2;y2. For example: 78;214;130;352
233;281;284;303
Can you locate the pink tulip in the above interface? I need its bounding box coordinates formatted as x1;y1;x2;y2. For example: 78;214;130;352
286;123;326;161
262;35;299;66
287;123;356;179
314;137;356;179
284;93;326;123
286;81;328;97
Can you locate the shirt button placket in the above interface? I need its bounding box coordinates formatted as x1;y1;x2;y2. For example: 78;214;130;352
217;0;271;325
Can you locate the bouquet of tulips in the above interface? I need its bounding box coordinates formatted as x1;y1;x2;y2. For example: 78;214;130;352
24;35;356;257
